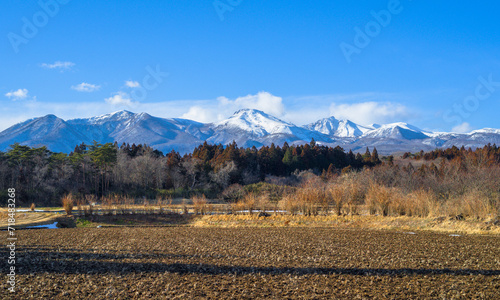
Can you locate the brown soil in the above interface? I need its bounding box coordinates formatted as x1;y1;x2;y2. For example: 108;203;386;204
1;228;499;299
82;212;193;227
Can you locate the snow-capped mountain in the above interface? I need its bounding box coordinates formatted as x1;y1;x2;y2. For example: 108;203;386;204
304;116;373;138
0;111;210;154
1;109;499;155
208;110;333;147
213;109;296;137
0;115;90;153
361;122;429;140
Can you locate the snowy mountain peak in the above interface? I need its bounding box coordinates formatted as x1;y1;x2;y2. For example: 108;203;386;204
100;110;136;120
232;108;265;115
41;114;59;120
32;115;65;127
362;122;429;140
304;116;371;138
1;109;500;155
231;109;287;122
215;109;294;136
470;128;500;135
73;110;136;126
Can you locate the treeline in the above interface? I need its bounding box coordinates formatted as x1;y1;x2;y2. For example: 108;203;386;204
0;140;382;206
402;144;500;162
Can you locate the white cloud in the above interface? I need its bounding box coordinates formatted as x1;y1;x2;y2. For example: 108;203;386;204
5;88;30;101
218;92;285;117
329;101;412;125
104;92;135;107
125;80;140;88
282;109;330;126
0;92;425;132
71;82;101;92
452;122;473;133
40;61;75;71
179;92;286;123
181;106;220;123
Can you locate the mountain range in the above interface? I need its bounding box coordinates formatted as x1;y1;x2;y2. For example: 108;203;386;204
1;109;500;155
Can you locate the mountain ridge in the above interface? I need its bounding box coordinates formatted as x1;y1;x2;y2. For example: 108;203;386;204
1;109;499;155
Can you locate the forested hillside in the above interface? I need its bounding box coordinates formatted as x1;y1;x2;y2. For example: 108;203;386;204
0;140;381;205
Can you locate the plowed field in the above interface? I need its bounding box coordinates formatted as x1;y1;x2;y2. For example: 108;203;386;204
1;228;499;299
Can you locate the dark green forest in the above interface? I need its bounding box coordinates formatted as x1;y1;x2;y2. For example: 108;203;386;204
0;140;383;206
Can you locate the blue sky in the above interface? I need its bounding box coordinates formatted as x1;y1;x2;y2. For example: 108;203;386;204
1;0;500;132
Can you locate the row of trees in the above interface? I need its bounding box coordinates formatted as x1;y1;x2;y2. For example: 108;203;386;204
403;144;500;162
0;141;382;205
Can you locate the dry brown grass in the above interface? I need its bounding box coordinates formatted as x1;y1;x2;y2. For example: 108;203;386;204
344;180;365;215
192;214;500;235
404;189;439;217
328;184;345;216
61;193;74;215
279;193;301;216
192;194;208;215
157;195;172;214
294;179;330;216
232;193;258;215
366;184;393;216
443;190;497;219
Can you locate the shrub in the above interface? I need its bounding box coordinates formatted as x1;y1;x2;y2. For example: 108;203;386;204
344;180;365;215
62;193;74;215
279;193;300;216
366;184;392;216
84;194;96;217
242;193;258;215
328;184;345;216
221;184;245;202
294;179;329;216
444;190;496;219
406;189;438;217
193;194;208;215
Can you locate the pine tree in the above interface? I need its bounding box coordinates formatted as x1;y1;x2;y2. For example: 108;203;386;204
309;138;316;148
326;163;335;178
371;147;381;164
282;147;293;168
363;147;371;164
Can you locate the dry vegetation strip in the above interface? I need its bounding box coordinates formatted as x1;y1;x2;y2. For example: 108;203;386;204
192;214;500;235
0;210;59;229
1;227;499;299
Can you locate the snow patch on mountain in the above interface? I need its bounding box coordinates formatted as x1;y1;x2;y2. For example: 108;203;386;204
213;109;295;137
0;109;499;155
304;116;373;137
361;122;429;140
